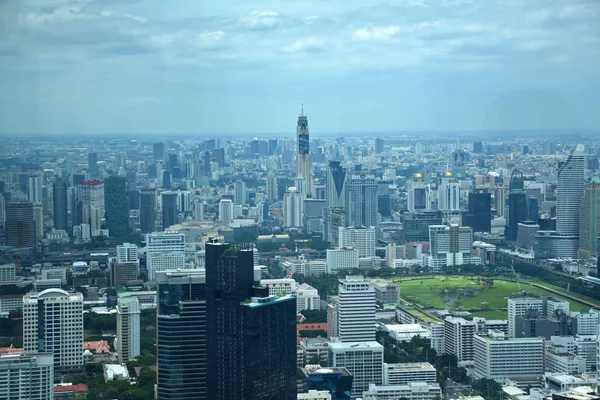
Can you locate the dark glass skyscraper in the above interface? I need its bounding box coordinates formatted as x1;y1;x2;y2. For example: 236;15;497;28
88;152;98;176
5;202;36;250
161;192;178;230
104;176;129;238
506;170;527;241
206;241;297;400
156;270;207;400
139;189;156;233
463;192;492;233
52;178;68;231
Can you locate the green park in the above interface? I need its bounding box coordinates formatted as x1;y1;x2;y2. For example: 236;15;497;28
396;276;600;320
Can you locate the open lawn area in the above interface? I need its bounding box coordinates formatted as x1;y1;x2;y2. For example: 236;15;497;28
397;276;597;319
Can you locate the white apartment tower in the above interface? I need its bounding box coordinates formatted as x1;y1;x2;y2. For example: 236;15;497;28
438;176;461;211
117;243;138;263
556;144;585;257
443;317;476;362
219;199;233;224
338;276;376;342
328;341;384;395
145;231;186;280
23;289;84;374
0;352;54;400
116;296;141;361
284;187;303;228
338;226;376;258
507;297;544;338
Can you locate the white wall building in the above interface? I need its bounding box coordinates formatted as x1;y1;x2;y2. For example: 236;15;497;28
117;243;139;263
284;187;303;229
259;278;297;296
298;390;332;400
219;199;233;224
362;382;442;400
444;317;476;362
507;297;544;338
425;225;480;271
326;248;359;273
383;362;437;385
473;331;544;383
296;283;321;313
430;322;445;355
545;345;586;374
0;352;54;400
23;289;84;374
146;231;186;280
282;255;327;277
338;226;376;258
438;178;461;211
574;310;600;335
0;264;16;284
116;295;140;362
328;341;384;395
338;276;376;342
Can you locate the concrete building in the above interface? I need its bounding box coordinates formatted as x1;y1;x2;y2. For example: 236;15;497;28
233;179;246;205
545;344;586;374
326;248;360;273
297;390;332;400
218;199;233;224
338;226;376;258
443;317;476;362
116;296;140;362
556;144;585;257
362;382;442;400
383;362;437;385
407;174;429;212
438;176;461;211
345;172;378;229
0;352;54;400
23;289;84;375
371;280;400;305
508;297;544;338
579;177;600;258
472;331;544;383
337;276;376;342
0;264;16;283
145;231;186;280
328;341;384;395
260;278;297;296
574;310;600;335
296;283;321;313
284;187;303;229
425;225;480;271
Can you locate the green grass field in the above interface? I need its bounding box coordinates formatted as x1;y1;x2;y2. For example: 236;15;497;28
397;277;596;320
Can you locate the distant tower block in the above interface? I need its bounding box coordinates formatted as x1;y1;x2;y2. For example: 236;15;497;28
296;106;312;197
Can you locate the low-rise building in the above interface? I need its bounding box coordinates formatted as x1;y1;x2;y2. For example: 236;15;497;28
298;390;333;400
362;382;442;400
297;283;321;313
103;363;130;382
383;362;437;385
371;280;400;305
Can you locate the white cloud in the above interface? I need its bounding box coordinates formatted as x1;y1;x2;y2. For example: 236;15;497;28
22;5;90;26
353;25;400;41
239;10;280;30
282;36;324;53
151;30;225;50
124;14;147;23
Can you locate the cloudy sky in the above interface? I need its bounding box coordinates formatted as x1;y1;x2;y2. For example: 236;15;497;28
0;0;599;135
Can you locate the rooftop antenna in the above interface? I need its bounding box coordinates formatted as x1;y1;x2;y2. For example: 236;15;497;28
301;104;304;117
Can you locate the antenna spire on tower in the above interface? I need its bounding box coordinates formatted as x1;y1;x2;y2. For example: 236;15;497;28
301;104;304;117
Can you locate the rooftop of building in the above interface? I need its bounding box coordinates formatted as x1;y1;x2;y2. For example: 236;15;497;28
385;362;436;372
328;341;383;350
83;340;111;354
242;294;295;308
301;365;353;377
54;384;88;393
0;345;23;355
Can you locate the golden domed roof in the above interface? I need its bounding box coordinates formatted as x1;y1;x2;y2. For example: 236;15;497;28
414;173;423;179
444;171;453;177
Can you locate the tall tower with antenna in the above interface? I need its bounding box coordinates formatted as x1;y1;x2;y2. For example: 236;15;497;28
296;105;312;197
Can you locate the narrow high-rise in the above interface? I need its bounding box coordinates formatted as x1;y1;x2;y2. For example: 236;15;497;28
296;108;312;197
161;191;178;230
345;171;378;228
579;177;600;257
206;241;297;399
5;201;37;250
104;176;129;237
156;270;207;400
337;276;376;342
324;161;347;243
53;178;69;231
116;295;140;362
139;188;156;233
506;170;527;241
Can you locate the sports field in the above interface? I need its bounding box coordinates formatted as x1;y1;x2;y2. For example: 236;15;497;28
397;276;597;319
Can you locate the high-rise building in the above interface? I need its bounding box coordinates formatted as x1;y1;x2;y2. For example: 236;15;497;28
156;270;207;400
154;142;167;163
284;187;303;229
337;276;376;342
88;152;98;176
506;170;527;241
345;172;378;228
146;231;185;280
28;173;43;203
328;341;383;395
206;242;297;399
557;144;585;236
507;297;544;338
161;191;178;230
104;176;129;237
425;225;479;271
438;173;461;211
473;331;544;383
234;179;246;205
53;178;68;232
266;173;278;203
79;180;104;228
0;352;54;399
375;137;384;154
326;248;360;273
407;174;428;212
23;289;84;375
32;202;43;240
443;317;476;362
473;141;483;154
5;201;36;250
117;242;138;263
579;177;600;258
139;189;157;233
296;108;312;197
462;191;492;233
116;295;140;362
218;198;233;224
324;161;347;243
338;226;376;258
112;243;139;285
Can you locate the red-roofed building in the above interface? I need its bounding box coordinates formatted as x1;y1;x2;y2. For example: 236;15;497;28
297;323;328;337
0;345;23;355
83;340;111;354
54;383;88;400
